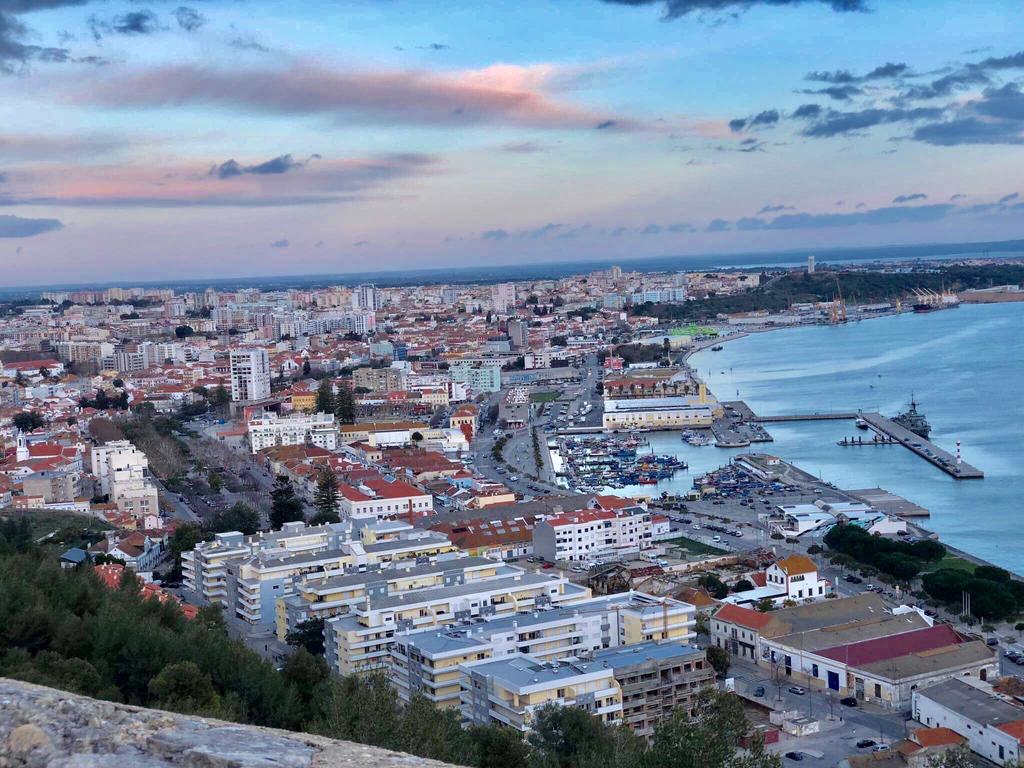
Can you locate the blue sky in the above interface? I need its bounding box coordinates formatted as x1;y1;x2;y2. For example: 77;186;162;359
1;0;1023;284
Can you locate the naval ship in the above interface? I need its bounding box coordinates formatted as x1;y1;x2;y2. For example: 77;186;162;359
893;396;931;439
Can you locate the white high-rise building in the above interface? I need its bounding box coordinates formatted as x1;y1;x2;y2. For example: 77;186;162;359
230;347;271;403
353;284;378;311
490;283;516;314
807;255;816;274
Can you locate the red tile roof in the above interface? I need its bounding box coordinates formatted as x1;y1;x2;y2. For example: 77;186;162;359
817;624;963;667
912;727;966;748
996;720;1024;743
714;603;773;630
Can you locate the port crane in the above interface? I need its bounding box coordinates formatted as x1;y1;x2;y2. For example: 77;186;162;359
829;275;847;324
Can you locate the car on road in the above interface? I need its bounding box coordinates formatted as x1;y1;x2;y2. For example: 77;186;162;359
840;697;858;707
855;740;876;749
873;745;891;753
788;686;806;695
784;752;804;762
542;563;554;569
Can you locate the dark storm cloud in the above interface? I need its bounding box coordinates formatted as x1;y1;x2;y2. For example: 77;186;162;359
0;214;63;238
599;0;869;20
107;10;160;35
892;193;927;203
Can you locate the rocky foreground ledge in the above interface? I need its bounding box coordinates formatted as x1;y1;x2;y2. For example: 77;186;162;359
0;678;457;768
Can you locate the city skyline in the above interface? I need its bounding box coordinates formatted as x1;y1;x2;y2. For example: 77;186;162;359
3;0;1024;283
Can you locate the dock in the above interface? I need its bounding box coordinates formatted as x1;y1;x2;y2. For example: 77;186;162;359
859;412;983;479
753;412;858;423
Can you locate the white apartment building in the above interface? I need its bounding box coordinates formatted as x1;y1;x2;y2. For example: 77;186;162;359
90;440;159;519
353;284;379;311
230;347;271;402
449;361;502;393
532;507;653;563
491;283;516;314
337;476;434;522
247;411;339;453
913;678;1024;766
390;591;696;708
324;568;591;675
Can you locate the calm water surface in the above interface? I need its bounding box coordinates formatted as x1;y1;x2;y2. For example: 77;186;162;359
609;303;1024;573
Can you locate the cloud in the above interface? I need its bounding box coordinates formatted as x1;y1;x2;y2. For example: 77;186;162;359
949;193;966;201
640;223;662;235
496;141;547;153
705;218;730;232
792;103;823;119
482;229;509;241
805;61;909;84
729;109;779;132
482;222;564;241
210;154;307;179
0;152;439;208
599;0;869;20
753;203;955;230
75;61;640;131
270;239;289;248
229;36;270;53
757;203;795;214
353;240;368;247
0;214;63;237
801;106;943;137
0;132;126;161
892;193;927;203
98;10;161;36
911;83;1024;146
998;192;1020;204
667;222;695;232
798;84;862;101
173;7;205;33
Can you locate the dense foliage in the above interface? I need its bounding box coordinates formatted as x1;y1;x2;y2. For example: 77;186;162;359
824;524;945;581
922;565;1024;621
0;527;779;768
633;264;1024;322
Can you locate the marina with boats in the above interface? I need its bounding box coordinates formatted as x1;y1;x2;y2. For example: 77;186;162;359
556;433;689;492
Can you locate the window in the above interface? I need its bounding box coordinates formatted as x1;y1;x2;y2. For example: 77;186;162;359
812;664;818;678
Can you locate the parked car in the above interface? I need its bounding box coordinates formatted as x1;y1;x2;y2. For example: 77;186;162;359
784;753;804;762
840;697;858;707
987;638;1000;647
788;686;806;695
856;740;877;749
873;745;891;753
753;686;765;698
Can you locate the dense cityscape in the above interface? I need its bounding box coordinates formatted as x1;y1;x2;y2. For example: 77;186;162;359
0;256;1023;767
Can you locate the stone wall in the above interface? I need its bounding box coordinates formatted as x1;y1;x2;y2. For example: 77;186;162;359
0;677;459;768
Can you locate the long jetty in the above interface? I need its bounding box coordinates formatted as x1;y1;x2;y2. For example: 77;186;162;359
753;412;858;422
859;412;983;479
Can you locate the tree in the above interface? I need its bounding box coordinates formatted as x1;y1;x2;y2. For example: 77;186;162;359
469;724;532;768
302;360;311;376
925;745;974;768
270;475;305;529
207;470;223;493
207;502;260;536
334;381;355;424
38;366;50;379
315;378;335;414
706;645;731;677
528;704;643;768
212;385;231;409
174;325;195;338
12;411;45;432
285;618;326;655
698;572;729;600
148;661;218;713
311;467;340;525
732;579;755;593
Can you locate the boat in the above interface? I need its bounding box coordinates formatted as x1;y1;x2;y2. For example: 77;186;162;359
893;396;931;439
913;303;935;313
855;418;868;430
711;345;724;351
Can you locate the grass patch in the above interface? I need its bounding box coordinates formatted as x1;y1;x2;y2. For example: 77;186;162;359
922;553;977;574
1;509;111;551
664;535;728;556
530;390;562;403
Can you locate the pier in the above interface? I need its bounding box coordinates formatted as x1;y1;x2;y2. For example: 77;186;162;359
859;412;984;479
752;412;858;423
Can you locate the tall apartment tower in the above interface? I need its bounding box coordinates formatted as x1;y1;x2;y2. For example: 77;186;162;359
491;283;516;314
353;284;378;311
507;318;529;350
230;348;271;402
807;255;816;274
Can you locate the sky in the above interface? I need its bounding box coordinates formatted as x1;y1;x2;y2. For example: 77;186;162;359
1;0;1024;285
